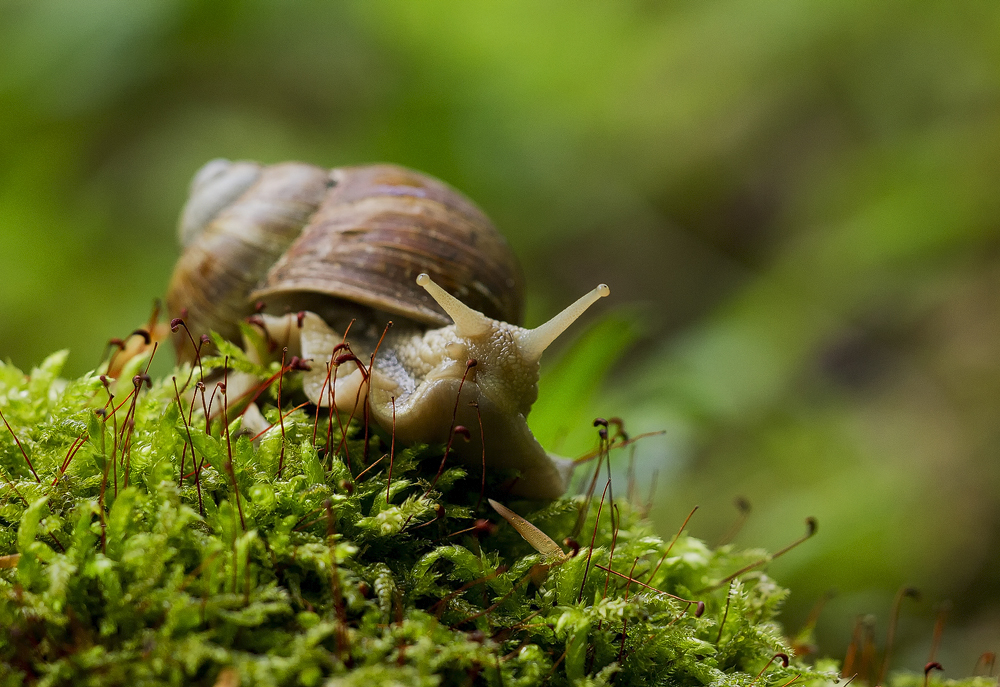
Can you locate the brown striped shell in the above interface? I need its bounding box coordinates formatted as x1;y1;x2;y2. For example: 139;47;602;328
166;160;525;362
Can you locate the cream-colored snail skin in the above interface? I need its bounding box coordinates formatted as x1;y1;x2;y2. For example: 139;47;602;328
166;159;609;499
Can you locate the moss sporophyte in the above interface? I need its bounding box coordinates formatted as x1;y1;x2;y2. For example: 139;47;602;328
0;342;960;686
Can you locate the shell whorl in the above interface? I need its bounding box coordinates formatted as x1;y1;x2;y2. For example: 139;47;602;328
252;164;524;328
167;161;525;362
166;161;331;358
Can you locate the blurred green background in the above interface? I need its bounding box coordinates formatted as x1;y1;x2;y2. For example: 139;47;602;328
2;0;1000;673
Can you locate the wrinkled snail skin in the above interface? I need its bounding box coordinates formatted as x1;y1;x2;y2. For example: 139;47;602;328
297;275;610;500
167;159;609;499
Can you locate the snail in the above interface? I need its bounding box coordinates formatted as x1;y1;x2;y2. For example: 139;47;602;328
166;160;609;499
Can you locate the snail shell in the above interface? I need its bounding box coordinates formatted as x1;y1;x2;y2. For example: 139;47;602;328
167;160;523;360
168;160;331;353
256;164;524;330
166;159;609;499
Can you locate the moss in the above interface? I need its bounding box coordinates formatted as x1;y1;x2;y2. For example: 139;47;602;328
1;349;839;686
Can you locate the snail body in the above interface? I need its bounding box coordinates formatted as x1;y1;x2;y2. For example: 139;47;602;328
167;159;609;499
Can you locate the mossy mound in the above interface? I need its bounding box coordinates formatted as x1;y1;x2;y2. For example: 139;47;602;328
0;350;837;686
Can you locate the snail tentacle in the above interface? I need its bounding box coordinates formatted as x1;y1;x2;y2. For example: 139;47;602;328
415;273;492;337
517;283;611;363
167;160;610;499
285;276;609;498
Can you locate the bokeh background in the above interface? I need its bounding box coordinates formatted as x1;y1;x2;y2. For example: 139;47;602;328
2;0;1000;674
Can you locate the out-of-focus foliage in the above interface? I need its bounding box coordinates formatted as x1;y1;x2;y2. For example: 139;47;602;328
2;0;1000;673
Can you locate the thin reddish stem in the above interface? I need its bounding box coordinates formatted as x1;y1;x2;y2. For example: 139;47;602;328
578;477;611;603
52;431;88;485
716;582;736;644
276;348;288;478
220;363;246;531
754;653;790;680
427;359;477;494
355;455;386;481
879;587;921;685
594;563;704;615
647;505;699;584
700;517;817;593
0;408;39;482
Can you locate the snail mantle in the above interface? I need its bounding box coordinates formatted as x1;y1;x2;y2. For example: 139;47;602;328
166;160;610;499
